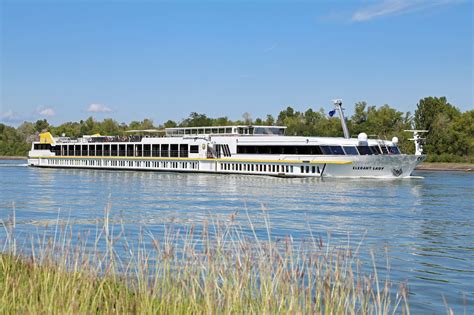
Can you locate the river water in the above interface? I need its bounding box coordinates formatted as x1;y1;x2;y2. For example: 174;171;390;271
1;160;473;313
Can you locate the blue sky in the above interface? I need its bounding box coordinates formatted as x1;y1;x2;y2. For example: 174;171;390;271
1;0;472;126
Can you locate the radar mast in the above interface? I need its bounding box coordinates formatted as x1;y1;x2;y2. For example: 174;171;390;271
332;99;350;139
404;130;428;155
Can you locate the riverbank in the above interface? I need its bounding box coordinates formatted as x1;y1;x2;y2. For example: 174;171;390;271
416;162;473;172
0;155;27;160
0;214;408;314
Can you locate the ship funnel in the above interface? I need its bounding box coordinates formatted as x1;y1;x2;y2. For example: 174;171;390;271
331;99;350;139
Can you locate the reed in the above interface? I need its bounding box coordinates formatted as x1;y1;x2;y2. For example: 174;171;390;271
0;206;409;314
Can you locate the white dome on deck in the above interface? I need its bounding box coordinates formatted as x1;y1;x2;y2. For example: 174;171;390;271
358;133;368;143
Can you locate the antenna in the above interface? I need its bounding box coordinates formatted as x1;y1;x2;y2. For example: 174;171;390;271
404;130;428;155
331;99;350;139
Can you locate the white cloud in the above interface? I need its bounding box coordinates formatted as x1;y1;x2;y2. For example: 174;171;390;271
38;107;56;117
87;103;112;113
352;0;462;22
1;109;17;120
0;109;23;125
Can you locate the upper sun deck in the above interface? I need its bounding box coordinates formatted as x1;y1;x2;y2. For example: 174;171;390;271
165;125;286;137
34;126;288;144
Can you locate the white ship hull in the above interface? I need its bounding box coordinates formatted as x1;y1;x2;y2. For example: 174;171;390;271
27;154;425;178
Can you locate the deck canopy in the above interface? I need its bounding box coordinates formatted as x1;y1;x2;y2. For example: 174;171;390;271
124;129;164;133
165;125;287;137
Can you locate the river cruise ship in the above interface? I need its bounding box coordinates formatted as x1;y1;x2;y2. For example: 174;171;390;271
28;102;426;178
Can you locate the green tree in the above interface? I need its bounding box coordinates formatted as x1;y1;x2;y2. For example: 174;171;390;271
180;113;213;127
264;115;275;126
129;119;155;130
163;120;178;128
414;96;462;156
34;119;49;132
0;124;31;156
100;118;122;135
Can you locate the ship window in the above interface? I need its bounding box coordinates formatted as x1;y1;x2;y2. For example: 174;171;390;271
215;144;222;158
135;144;142;157
236;145;323;155
170;144;179;157
89;145;95;156
34;143;53;151
343;146;359;155
104;144;110;156
380;145;388;155
330;146;345;155
389;146;400;154
300;166;304;173
161;144;169;157
357;146;372;155
152;144;159;157
82;145;88;156
119;144;126;156
370;146;382;155
321;146;345;155
144;144;151;157
96;145;103;156
190;145;199;153
126;144;134;156
180;144;188;157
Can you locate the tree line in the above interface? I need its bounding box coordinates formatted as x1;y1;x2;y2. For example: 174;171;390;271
1;96;472;162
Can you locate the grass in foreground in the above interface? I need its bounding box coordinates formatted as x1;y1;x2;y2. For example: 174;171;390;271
1;208;410;314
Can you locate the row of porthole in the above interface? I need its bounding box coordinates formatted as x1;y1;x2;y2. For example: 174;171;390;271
301;165;321;174
44;159;320;174
47;159;99;166
44;159;199;170
220;163;294;173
